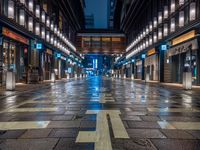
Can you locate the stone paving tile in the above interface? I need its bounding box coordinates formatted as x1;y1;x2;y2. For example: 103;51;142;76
64;111;82;115
82;114;96;121
0;77;200;149
80;121;96;128
151;139;200;150
49;129;78;138
0;130;26;139
10;115;53;121
121;115;142;121
186;130;200;139
111;139;157;150
127;129;166;139
140;116;161;121
20;129;52;138
47;121;81;128
127;121;161;129
51;115;74;121
160;129;196;139
122;112;147;116
0;138;59;150
54;138;94;150
160;116;200;122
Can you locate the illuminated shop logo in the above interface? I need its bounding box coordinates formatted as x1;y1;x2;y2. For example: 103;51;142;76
141;54;146;59
36;43;43;49
161;45;167;51
56;53;61;58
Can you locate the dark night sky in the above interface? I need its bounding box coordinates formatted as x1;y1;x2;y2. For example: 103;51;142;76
84;0;108;29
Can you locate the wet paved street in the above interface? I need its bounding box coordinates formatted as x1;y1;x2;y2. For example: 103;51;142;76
0;77;200;150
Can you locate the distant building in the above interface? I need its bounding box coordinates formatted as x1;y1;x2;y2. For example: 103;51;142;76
107;0;116;29
85;14;94;29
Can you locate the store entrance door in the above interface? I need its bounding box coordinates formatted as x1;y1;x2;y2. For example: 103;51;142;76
2;41;16;85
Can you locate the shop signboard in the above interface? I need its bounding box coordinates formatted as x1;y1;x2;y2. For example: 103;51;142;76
2;27;29;45
172;30;195;46
147;48;156;56
168;39;198;57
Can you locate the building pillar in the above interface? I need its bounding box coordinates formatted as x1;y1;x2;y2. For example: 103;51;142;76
142;59;145;80
131;63;134;80
159;50;165;82
0;36;3;86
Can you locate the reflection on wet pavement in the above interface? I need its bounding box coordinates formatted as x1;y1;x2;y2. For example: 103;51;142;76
0;76;199;150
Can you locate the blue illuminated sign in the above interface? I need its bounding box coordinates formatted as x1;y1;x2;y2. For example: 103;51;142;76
36;43;42;49
68;68;72;73
141;54;146;59
56;53;61;58
161;45;167;51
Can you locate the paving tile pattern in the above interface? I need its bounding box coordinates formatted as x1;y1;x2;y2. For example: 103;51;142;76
0;77;199;149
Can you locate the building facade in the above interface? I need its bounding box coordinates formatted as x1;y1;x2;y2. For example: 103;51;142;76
0;0;84;85
115;0;200;86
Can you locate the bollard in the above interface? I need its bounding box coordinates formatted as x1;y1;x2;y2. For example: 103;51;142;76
6;71;15;90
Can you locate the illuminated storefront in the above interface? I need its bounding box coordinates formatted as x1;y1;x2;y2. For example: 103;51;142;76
144;48;159;81
1;27;29;85
166;30;199;85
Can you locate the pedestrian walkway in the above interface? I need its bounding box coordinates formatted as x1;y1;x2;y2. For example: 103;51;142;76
0;76;199;150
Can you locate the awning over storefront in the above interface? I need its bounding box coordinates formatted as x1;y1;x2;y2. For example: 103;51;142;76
168;39;198;57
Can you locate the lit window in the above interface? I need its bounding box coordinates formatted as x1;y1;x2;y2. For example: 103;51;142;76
146;26;149;34
143;42;146;49
8;0;14;19
164;6;168;19
46;31;50;42
54;26;57;34
54;38;57;46
19;0;25;4
28;17;33;32
158;28;162;40
179;0;184;6
19;9;25;26
190;2;196;21
35;23;40;36
46;16;50;27
153;17;157;28
146;38;149;47
179;11;184;27
171;0;175;13
158;12;162;24
149;35;152;45
41;27;45;39
50;21;54;31
50;35;54;44
164;24;168;36
35;5;40;18
28;0;33;12
153;32;157;43
41;11;46;23
170;18;175;32
149;21;153;31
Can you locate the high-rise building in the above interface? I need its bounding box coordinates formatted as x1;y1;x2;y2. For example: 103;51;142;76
85;14;95;29
107;0;116;29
